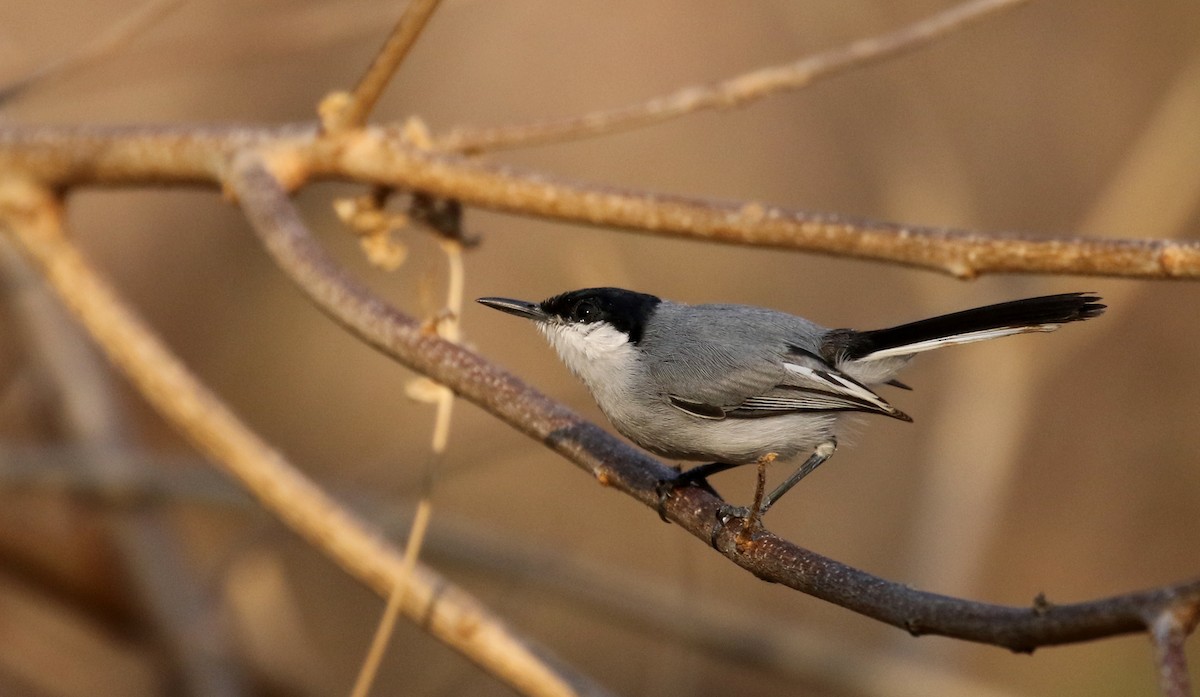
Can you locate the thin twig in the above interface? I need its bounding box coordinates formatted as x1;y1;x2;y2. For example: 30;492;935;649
320;0;443;133
0;443;244;507
0;0;184;105
0;180;612;697
1151;606;1199;697
351;239;464;697
351;499;433;697
435;0;1031;153
226;154;1200;652
1;123;1197;279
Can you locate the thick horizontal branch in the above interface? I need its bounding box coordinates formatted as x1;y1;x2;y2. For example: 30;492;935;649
1;123;1197;279
228;154;1200;653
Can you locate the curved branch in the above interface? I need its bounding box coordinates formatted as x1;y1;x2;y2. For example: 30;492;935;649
227;153;1200;654
435;0;1032;153
1;123;1198;279
0;180;610;697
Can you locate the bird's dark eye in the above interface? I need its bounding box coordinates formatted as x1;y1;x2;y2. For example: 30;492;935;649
571;300;600;323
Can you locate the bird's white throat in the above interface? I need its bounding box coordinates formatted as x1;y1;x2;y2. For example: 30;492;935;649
538;322;638;393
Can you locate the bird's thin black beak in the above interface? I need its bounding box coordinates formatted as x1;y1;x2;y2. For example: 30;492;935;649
477;297;548;321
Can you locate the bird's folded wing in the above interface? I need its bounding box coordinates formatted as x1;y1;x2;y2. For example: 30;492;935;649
668;360;910;422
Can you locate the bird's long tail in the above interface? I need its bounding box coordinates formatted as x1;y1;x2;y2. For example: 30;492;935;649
838;293;1105;361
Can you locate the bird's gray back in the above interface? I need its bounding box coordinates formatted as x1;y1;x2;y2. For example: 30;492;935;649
638;302;829;407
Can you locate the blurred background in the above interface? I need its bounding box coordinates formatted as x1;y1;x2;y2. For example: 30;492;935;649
1;1;1199;695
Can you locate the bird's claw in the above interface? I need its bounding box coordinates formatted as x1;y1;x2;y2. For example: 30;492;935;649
716;503;751;523
654;477;678;522
714;503;767;544
655;472;722;523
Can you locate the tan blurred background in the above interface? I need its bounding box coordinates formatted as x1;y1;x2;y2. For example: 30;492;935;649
1;1;1199;695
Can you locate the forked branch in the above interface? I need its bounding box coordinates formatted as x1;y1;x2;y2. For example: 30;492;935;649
3;2;1197;694
226;154;1200;654
0;180;610;697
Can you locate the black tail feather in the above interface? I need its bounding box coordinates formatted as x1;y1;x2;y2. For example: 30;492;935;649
834;293;1105;361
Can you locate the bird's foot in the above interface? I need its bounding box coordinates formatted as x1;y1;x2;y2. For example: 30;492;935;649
654;470;722;522
653;475;679;522
715;503;766;545
716;503;751;524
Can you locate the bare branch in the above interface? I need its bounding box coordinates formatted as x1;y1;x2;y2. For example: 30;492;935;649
320;0;444;132
0;0;184;105
323;130;1200;280
0;180;612;697
1;123;1198;279
435;0;1032;153
0;445;1030;697
225;153;1200;653
1151;606;1199;697
351;240;463;697
422;515;1029;697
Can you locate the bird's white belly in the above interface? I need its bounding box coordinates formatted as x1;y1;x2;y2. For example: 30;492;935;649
609;406;838;464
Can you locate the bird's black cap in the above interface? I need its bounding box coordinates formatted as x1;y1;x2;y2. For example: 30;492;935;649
539;287;661;344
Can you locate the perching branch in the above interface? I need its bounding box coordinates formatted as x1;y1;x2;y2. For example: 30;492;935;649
1;123;1198;279
435;0;1032;153
226;153;1200;654
0;181;612;697
2;2;1198;692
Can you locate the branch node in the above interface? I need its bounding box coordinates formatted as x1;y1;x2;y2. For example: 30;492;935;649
318;91;356;133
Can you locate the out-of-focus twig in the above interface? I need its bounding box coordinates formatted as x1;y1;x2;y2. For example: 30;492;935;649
421;516;1029;697
350;233;464;697
0;236;246;697
0;0;184;106
435;0;1031;153
0;180;611;697
320;0;443;133
0;445;1028;697
1150;607;1198;697
0;443;246;507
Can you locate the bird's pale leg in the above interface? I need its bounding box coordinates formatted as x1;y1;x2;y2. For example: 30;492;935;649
738;452;777;541
760;440;837;514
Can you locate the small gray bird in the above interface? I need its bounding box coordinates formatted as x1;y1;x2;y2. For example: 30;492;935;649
478;288;1104;523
